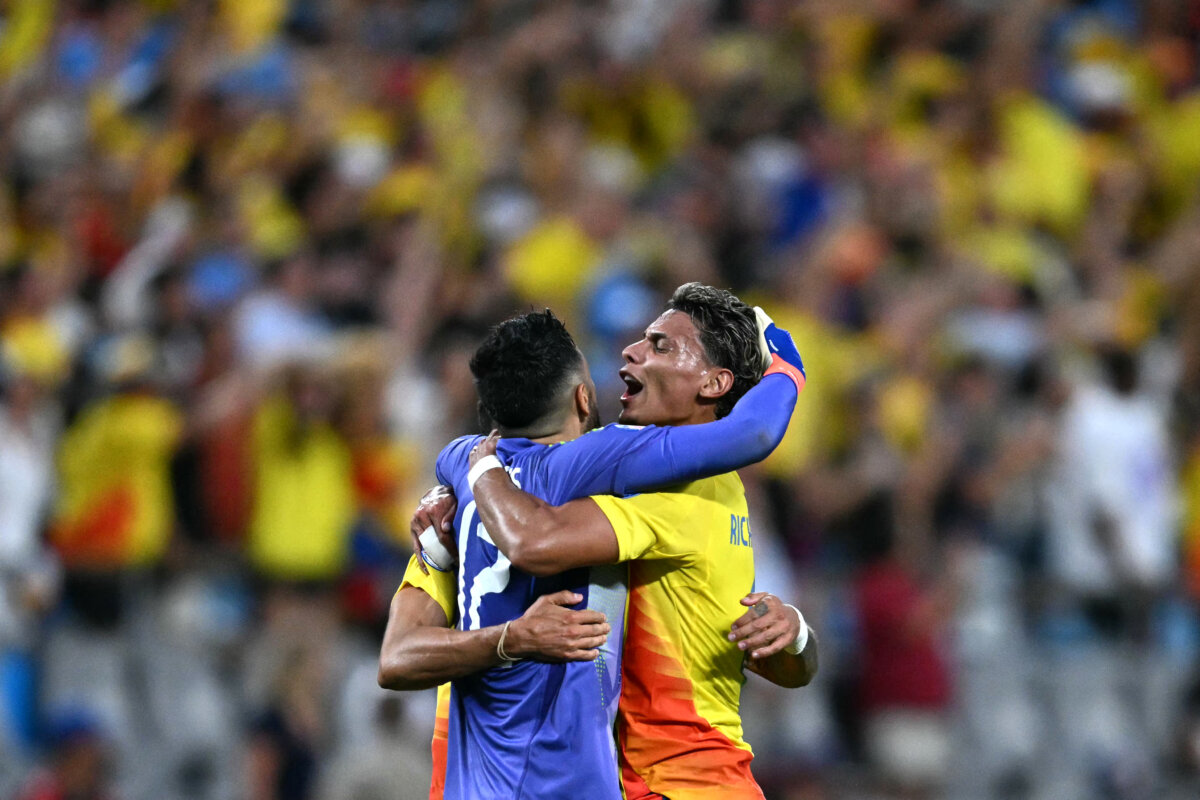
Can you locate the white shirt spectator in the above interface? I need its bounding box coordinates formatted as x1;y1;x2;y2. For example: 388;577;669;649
0;406;53;571
1047;383;1178;594
0;402;57;646
233;291;334;368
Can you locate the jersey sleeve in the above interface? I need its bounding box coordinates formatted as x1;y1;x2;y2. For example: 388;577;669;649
590;493;722;562
536;424;665;501
399;554;459;626
540;373;798;501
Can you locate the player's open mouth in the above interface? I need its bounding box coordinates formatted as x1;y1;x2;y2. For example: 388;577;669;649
620;371;643;402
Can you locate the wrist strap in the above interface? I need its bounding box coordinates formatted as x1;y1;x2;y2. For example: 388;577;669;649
496;620;519;662
783;604;809;655
764;355;806;393
468;455;504;492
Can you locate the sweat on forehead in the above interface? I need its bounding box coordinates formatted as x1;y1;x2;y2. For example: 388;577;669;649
648;311;713;367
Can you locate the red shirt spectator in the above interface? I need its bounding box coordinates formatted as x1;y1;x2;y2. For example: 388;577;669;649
856;559;953;712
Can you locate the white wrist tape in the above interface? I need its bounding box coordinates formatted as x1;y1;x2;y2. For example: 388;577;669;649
783;604;809;655
467;455;504;492
418;526;455;572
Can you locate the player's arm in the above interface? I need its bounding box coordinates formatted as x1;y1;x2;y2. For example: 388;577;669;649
469;433;621;576
378;585;480;690
471;435;727;575
729;592;818;689
378;587;611;689
378;559;611;690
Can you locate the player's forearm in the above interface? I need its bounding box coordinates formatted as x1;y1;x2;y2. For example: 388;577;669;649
472;472;567;574
616;374;797;494
378;626;506;691
748;630;819;689
476;475;619;574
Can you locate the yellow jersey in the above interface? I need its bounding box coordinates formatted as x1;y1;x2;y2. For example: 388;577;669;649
592;472;762;800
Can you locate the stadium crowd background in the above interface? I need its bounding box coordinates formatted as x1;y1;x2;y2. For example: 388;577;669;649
1;0;1200;798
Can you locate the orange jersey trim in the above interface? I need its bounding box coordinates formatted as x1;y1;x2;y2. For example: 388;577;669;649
429;683;450;800
618;583;763;800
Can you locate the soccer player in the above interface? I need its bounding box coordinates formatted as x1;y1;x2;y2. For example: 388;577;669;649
379;285;805;798
464;291;813;798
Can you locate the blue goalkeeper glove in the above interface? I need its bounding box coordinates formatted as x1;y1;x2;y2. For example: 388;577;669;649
754;307;806;392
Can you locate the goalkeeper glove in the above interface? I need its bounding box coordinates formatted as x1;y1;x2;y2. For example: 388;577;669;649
754;307;806;392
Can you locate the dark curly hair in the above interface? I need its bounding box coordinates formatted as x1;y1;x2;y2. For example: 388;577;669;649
469;309;584;432
667;282;763;418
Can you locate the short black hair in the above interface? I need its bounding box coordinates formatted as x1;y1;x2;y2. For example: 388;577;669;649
667;282;763;418
470;309;583;432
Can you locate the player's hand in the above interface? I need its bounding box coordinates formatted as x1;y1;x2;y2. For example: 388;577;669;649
469;429;501;467
753;307;806;391
506;590;610;662
729;591;801;661
410;485;458;575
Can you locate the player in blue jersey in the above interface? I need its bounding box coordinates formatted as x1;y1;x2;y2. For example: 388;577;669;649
379;288;803;799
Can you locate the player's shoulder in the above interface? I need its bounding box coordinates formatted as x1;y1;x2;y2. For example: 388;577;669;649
566;422;658;447
623;472;744;513
689;471;747;510
439;433;484;455
531;424;649;469
690;470;744;494
435;434;485;475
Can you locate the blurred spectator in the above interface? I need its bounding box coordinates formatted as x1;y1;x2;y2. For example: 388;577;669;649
247;365;353;584
1041;344;1178;797
0;358;59;765
245;649;325;800
318;695;432;800
234;251;333;369
51;335;182;585
15;710;115;800
1047;346;1177;615
852;496;955;800
35;334;189;798
336;353;422;631
241;364;356;769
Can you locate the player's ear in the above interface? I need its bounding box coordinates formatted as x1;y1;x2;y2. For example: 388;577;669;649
698;368;734;401
574;382;591;423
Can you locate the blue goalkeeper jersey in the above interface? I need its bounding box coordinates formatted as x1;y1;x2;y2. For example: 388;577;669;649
434;373;798;800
